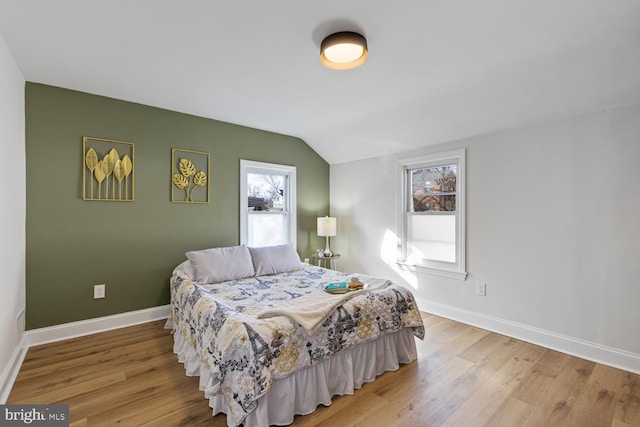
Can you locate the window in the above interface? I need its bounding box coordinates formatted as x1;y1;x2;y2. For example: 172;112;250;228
240;160;296;247
399;148;466;279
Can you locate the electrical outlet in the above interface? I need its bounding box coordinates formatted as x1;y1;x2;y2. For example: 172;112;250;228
304;258;310;264
94;284;106;299
476;282;486;296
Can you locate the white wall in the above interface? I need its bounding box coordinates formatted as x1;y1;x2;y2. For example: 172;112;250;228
331;105;640;373
0;32;25;400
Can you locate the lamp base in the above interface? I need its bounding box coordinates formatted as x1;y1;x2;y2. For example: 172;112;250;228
323;236;333;257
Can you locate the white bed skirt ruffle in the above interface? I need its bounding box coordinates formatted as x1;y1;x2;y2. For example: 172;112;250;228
169;320;418;427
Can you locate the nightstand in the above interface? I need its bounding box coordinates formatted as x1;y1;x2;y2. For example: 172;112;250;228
312;254;340;270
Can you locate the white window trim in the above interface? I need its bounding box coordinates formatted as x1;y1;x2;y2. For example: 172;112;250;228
240;160;297;246
397;148;467;280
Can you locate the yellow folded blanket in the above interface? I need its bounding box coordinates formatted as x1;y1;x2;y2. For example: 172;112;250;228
257;277;391;334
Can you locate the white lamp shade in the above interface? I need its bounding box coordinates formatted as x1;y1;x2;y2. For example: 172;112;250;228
317;217;337;237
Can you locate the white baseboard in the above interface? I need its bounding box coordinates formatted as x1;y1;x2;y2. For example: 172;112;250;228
26;305;170;348
0;336;27;404
417;298;640;375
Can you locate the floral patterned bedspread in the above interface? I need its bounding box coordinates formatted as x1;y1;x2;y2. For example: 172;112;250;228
169;264;425;426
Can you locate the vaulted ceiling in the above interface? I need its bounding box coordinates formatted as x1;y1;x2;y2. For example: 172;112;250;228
1;0;639;164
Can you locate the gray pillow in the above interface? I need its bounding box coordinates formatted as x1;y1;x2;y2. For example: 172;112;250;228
249;244;303;276
185;245;255;283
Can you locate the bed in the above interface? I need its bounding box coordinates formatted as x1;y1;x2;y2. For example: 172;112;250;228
167;244;425;426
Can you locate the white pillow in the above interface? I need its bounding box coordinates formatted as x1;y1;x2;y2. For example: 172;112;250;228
173;260;195;279
185;245;255;283
249;244;303;276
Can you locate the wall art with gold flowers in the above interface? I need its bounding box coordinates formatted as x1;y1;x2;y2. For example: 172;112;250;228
171;148;210;203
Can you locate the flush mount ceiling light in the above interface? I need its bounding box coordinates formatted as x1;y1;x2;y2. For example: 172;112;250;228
320;31;368;70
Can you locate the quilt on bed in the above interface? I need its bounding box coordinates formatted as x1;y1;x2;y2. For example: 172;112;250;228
169;264;425;426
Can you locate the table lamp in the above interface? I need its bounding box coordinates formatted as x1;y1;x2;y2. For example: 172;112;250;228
317;216;337;257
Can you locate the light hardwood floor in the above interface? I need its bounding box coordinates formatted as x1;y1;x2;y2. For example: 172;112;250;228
8;313;640;426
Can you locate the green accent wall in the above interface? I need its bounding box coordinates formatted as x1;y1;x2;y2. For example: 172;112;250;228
25;83;329;329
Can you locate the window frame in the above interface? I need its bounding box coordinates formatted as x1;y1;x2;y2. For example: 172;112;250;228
398;148;467;280
240;160;297;247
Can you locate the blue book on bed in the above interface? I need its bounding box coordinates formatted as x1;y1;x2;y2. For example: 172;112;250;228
325;282;348;293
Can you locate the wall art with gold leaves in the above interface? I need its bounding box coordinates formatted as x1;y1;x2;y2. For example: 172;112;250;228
171;148;210;203
83;136;135;201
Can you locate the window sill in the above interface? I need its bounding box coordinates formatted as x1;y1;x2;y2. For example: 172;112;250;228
396;261;468;281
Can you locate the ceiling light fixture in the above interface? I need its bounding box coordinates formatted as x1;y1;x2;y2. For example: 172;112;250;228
320;31;368;70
